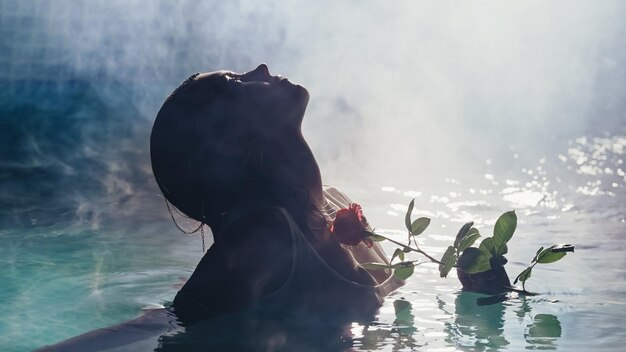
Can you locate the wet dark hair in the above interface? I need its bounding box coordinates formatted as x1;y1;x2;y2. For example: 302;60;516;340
151;73;322;236
151;73;260;230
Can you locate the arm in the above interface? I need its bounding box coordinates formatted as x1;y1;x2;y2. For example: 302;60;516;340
173;207;292;322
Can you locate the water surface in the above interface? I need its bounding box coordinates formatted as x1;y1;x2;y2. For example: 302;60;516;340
2;132;625;351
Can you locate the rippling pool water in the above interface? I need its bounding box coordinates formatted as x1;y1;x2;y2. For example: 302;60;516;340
2;132;625;351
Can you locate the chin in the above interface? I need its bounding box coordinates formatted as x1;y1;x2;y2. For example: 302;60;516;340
284;83;309;110
275;84;309;126
282;78;308;99
295;85;310;107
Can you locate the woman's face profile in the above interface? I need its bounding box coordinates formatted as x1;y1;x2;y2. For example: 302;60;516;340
197;64;310;138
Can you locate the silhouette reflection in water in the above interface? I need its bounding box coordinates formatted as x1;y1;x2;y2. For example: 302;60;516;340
154;308;357;352
525;313;562;349
443;293;562;351
449;292;510;349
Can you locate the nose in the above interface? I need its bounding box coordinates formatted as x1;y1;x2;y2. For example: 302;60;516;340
255;63;270;76
246;64;271;80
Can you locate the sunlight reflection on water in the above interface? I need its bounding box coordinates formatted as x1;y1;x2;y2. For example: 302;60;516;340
358;132;626;351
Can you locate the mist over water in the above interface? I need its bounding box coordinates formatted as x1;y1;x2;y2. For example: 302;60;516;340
2;1;626;350
2;0;625;227
0;1;626;223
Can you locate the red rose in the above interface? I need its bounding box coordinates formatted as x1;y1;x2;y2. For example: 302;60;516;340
330;203;373;248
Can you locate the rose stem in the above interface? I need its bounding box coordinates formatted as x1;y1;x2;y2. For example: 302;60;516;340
377;234;445;265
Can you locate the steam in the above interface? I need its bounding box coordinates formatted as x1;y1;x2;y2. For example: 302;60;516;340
2;0;625;228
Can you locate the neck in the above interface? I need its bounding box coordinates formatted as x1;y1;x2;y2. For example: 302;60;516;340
295;132;324;209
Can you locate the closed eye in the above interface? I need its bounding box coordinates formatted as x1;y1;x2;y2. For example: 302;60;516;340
224;72;271;86
225;73;242;82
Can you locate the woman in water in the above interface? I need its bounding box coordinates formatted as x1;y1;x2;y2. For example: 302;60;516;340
38;64;401;351
152;63;401;323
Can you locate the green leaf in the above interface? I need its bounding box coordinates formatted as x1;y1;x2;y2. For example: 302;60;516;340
496;243;508;257
514;266;533;284
390;261;413;269
391;248;404;263
393;264;415;280
457;247;492;274
440;246;456;263
536;247;567;264
458;231;481;252
550;244;575;253
405;199;415;232
410;217;430;236
366;232;386;242
493;211;517;246
479;237;498;257
454;222;474;248
467;227;479;236
438;246;457;278
361;262;391;270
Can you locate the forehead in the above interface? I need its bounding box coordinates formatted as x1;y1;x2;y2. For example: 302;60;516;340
196;70;239;80
188;71;238;94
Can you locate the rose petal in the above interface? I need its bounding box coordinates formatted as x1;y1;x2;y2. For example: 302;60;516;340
330;203;372;247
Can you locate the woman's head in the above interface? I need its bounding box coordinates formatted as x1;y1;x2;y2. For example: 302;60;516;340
151;64;321;228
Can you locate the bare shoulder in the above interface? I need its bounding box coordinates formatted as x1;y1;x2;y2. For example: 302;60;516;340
173;206;293;320
191;206;293;279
